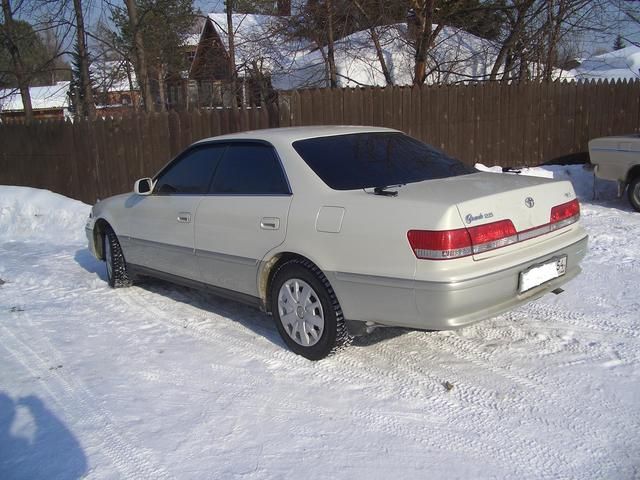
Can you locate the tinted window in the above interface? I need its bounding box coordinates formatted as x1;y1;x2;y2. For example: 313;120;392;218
155;145;225;195
211;144;289;194
292;133;473;190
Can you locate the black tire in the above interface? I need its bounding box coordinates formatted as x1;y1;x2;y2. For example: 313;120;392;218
270;258;352;360
104;226;132;288
628;176;640;213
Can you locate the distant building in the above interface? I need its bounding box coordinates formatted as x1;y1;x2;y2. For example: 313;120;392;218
0;82;71;120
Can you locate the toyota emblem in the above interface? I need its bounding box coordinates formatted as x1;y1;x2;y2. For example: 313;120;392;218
525;197;535;208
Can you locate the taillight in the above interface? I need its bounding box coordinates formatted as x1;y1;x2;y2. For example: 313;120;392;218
407;229;473;259
408;220;517;260
409;199;580;261
550;199;580;224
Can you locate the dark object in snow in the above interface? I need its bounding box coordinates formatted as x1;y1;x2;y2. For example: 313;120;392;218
443;381;454;391
49;365;63;371
0;278;5;285
10;306;24;312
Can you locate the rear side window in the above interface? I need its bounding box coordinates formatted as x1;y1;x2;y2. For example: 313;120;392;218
292;132;473;190
210;143;289;194
155;145;225;194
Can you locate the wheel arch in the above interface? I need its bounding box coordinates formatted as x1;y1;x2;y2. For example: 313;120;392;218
92;218;113;261
626;164;640;185
258;251;328;313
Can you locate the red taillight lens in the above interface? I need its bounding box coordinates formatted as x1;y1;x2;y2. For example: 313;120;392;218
467;220;517;253
550;199;580;224
408;219;517;260
407;229;472;260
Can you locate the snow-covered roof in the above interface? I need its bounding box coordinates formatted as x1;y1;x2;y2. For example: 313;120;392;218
91;60;138;93
182;33;201;48
563;45;640;81
0;81;70;112
272;23;498;89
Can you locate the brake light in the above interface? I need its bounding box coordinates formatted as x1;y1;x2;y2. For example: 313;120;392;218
550;199;580;224
408;220;517;260
409;199;580;261
407;229;472;259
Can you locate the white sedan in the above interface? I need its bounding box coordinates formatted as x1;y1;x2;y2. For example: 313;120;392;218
86;126;588;359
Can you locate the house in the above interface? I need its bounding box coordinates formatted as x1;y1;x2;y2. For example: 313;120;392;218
90;60;140;115
179;12;309;108
0;82;71;120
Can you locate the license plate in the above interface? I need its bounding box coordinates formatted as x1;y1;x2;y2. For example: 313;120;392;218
519;256;567;293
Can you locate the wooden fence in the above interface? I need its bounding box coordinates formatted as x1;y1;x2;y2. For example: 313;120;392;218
1;80;639;204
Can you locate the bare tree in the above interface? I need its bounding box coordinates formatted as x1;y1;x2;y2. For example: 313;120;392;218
1;0;34;119
72;0;95;118
124;0;154;112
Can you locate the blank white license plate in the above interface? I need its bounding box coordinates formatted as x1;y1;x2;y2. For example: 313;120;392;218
519;256;567;293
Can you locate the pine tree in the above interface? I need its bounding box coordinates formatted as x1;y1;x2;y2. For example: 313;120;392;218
68;41;94;117
614;35;625;51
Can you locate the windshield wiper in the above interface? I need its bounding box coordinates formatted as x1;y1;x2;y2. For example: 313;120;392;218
372;185;400;197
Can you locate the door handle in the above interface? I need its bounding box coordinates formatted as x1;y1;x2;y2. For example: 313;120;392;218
177;212;192;223
260;217;280;230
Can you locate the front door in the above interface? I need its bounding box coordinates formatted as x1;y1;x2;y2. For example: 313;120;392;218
125;144;226;280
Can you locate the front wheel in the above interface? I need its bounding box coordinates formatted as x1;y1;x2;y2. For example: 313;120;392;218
270;259;352;360
104;227;132;288
628;176;640;212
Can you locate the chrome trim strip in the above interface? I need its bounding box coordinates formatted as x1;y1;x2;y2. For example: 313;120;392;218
128;236;194;254
195;249;259;266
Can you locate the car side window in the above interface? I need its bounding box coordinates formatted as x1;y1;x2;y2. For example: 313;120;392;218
210;143;289;195
154;145;226;195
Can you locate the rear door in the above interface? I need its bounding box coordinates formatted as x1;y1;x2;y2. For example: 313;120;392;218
125;144;225;280
195;142;292;296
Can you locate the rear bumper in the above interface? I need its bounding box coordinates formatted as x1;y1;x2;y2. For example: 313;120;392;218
329;234;588;330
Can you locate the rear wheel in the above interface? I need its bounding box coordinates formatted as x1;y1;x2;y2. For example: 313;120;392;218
270;258;352;360
104;227;131;288
628;176;640;212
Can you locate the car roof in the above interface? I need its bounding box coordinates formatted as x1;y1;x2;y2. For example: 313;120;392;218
193;125;400;145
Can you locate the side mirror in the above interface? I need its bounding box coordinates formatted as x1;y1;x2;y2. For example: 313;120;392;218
134;178;154;196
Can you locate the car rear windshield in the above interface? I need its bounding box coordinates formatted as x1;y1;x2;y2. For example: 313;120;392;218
292;132;474;190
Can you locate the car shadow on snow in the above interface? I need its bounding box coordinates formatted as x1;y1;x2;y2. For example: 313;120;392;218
72;248;407;351
130;277;409;350
74;248;107;282
0;393;88;480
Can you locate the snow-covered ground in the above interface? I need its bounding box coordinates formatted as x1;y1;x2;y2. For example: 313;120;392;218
1;165;639;479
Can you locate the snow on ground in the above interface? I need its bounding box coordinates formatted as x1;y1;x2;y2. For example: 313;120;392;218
1;165;639;479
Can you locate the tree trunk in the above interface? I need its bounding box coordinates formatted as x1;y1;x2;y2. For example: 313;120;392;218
72;0;96;119
349;0;392;85
1;0;33;121
410;0;442;85
124;0;155;112
226;0;238;107
326;0;338;88
157;65;167;110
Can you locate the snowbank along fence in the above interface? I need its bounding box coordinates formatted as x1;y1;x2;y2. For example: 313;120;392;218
1;80;639;204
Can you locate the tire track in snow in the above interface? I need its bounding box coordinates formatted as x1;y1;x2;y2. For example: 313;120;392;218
116;284;579;478
0;321;171;480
